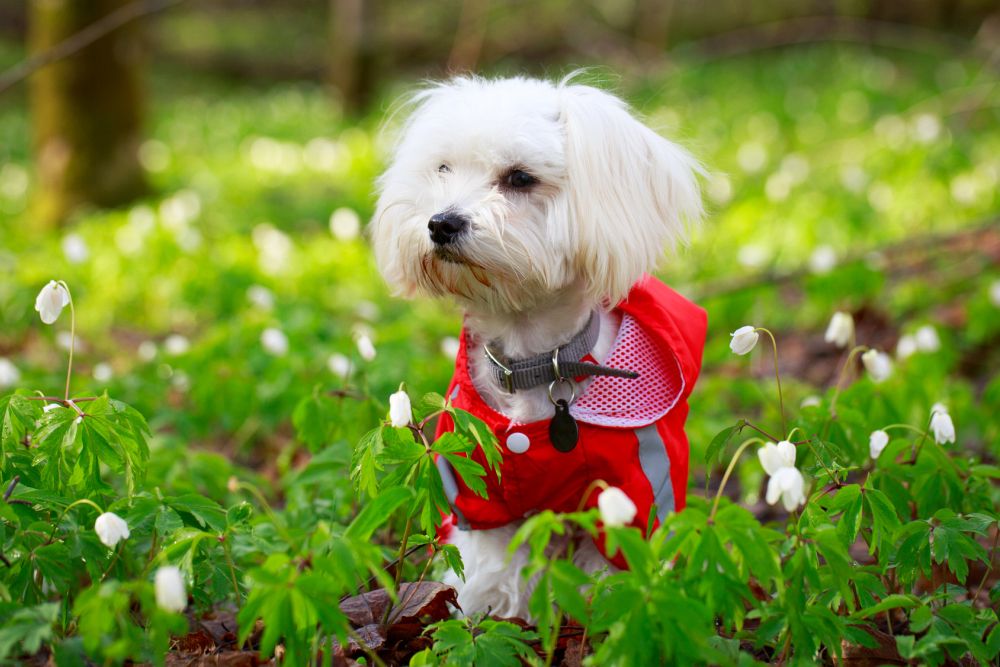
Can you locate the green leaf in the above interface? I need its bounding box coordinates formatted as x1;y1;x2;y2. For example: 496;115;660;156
449;408;502;475
0;603;59;660
705;420;744;464
351;427;383;497
440;451;487;499
850;594;920;619
864;487;900;556
345;486;412;540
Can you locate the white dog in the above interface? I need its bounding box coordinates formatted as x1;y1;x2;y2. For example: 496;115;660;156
371;75;707;619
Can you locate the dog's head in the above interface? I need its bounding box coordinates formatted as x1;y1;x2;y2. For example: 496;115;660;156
371;75;702;314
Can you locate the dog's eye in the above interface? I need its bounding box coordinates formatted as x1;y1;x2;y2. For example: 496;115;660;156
438;164;451;173
505;170;537;189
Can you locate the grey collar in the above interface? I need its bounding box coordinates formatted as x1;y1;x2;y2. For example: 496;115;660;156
483;311;639;393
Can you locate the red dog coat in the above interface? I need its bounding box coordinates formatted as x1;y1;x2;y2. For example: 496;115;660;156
435;275;706;564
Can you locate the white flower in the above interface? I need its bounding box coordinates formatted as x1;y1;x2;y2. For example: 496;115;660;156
260;328;288;356
355;301;379;321
388;390;412;427
329;207;361;241
758;440;796;475
0;358;20;388
246;285;275;310
94;512;130;548
824;312;854;348
930;410;955;444
154;566;187;612
869;430;890;460
862;349;893;383
35;281;70;325
914;325;940;353
56;331;76;351
765;466;806;511
930;402;948;416
440;336;460;359
990;280;1000;308
597;487;637;527
93;363;113;383
356;334;376;361
729;326;759;355
808;245;837;274
42;403;61;412
164;334;190;356
896;335;918;360
62;234;89;264
327;353;351;379
137;340;157;361
800;395;821;409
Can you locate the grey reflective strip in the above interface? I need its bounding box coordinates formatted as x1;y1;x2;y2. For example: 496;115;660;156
636;424;674;522
436;457;469;529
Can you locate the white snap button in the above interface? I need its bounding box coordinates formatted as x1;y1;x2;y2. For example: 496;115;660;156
506;432;530;454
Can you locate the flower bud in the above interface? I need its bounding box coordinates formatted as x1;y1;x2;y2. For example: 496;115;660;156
597;487;637;527
930;410;955;445
94;512;130;548
914;325;940;353
869;430;889;460
327;353;351;379
861;349;893;383
824;312;854;348
261;327;289;356
388;390;412;428
154;566;187;612
356;335;376;362
729;326;759;356
0;358;20;389
35;281;70;325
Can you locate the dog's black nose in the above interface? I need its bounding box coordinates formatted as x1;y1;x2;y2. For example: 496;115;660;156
428;212;469;245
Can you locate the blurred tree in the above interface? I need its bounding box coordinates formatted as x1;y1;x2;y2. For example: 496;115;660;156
29;0;147;229
328;0;375;113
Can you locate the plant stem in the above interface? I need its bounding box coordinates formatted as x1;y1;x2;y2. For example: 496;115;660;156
57;281;75;402
829;345;869;416
743;420;781;443
972;528;1000;603
755;328;786;437
99;543;124;582
236;481;294;545
388;547;438;625
382;515;413;624
46;498;104;543
710;438;764;521
222;535;241;602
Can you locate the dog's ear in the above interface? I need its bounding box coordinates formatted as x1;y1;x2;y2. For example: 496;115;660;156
560;84;702;305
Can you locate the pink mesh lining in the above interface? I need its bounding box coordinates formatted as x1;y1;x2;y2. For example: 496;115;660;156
571;314;684;428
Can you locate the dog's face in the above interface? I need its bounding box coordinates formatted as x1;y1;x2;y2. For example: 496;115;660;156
371;76;701;314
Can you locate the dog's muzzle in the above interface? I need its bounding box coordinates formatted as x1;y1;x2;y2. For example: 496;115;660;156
428;211;469;246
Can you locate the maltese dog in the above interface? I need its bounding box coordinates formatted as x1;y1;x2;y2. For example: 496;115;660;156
371;75;707;619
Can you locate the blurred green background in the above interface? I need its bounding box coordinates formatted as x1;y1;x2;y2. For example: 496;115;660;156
0;0;998;498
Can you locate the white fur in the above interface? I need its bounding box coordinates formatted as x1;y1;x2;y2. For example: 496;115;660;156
371;75;702;618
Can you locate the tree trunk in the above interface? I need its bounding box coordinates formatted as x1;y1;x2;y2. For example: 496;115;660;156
328;0;375;113
29;0;147;229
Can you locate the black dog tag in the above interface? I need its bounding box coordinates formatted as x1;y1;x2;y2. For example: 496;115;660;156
549;399;578;452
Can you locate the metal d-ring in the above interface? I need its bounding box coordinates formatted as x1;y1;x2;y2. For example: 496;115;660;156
548;377;576;405
548;346;576;405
